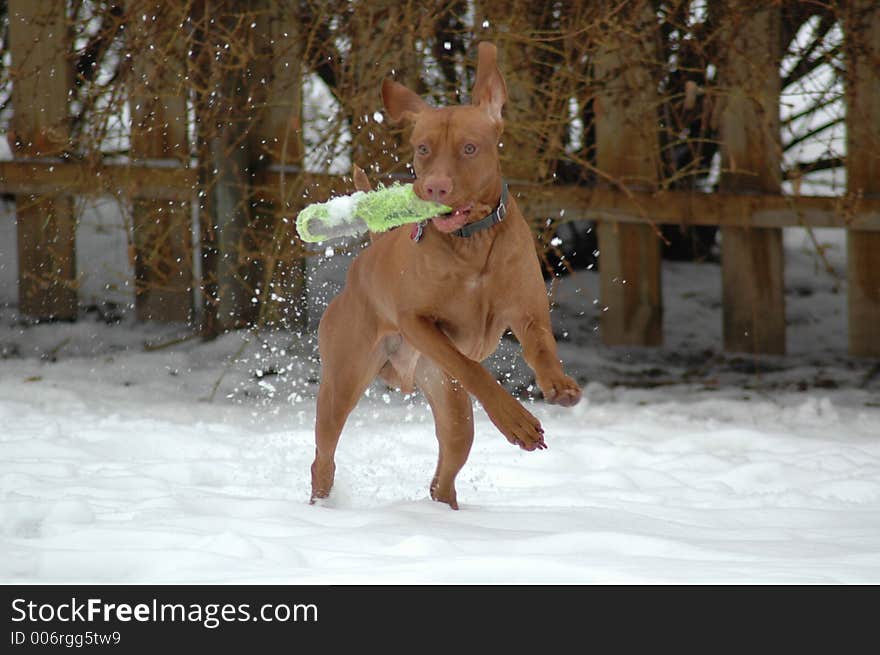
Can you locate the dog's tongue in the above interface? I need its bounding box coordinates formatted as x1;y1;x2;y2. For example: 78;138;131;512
432;206;471;233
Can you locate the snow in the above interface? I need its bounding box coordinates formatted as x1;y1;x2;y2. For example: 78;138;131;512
1;195;879;583
323;190;365;226
2;353;878;583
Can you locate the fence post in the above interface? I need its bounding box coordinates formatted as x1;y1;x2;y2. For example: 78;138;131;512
477;1;555;183
248;1;307;329
8;2;77;320
593;2;663;346
717;2;786;355
129;2;193;323
844;0;880;357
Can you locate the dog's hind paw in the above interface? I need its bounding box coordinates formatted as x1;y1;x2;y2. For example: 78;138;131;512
430;488;459;510
310;495;342;511
310;459;336;505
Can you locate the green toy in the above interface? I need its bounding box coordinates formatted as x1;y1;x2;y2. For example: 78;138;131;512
295;183;451;243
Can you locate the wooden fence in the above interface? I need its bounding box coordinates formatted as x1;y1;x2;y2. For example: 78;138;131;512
1;1;878;357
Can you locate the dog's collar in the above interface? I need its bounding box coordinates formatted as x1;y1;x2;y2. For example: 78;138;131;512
452;181;508;238
411;181;508;242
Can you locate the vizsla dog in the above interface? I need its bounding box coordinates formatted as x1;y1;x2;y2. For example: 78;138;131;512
310;42;581;509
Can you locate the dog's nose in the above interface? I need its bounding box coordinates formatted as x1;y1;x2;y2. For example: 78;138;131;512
424;176;453;202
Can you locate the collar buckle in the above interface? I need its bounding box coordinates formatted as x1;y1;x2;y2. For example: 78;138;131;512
496;195;507;222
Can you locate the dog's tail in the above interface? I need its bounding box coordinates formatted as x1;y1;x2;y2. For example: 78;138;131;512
352;165;380;244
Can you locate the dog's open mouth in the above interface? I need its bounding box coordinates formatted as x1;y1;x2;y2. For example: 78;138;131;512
432;204;473;233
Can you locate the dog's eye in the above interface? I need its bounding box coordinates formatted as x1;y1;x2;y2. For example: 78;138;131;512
416;144;430;156
463;143;477;156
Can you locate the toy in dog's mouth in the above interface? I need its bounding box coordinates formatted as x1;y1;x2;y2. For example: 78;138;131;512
432;204;473;233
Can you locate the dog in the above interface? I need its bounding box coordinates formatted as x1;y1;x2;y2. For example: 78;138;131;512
310;42;581;509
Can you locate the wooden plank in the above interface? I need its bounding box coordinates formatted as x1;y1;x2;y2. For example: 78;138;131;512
717;2;785;354
597;221;663;345
0;161;346;206
0;160;196;200
848;232;880;357
8;2;76;320
129;1;193;323
253;169;354;209
517;186;880;231
593;1;662;346
3;162;879;230
844;0;880;357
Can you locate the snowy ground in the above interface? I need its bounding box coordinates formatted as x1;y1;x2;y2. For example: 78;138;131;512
1;205;879;583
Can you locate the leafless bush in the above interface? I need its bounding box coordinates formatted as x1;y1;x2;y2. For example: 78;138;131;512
0;0;858;332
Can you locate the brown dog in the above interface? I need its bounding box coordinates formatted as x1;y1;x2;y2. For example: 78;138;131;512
310;42;581;509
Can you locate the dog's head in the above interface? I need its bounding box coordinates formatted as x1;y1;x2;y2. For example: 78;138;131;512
382;42;507;234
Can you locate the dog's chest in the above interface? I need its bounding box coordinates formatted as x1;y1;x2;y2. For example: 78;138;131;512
436;271;506;360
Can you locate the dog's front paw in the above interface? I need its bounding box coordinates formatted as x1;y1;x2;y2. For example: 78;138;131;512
486;392;547;451
540;375;582;407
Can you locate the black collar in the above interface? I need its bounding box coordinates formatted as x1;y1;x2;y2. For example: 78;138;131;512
411;181;509;243
452;181;508;238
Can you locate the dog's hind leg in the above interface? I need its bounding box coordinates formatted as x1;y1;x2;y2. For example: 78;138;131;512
415;357;474;510
310;291;385;503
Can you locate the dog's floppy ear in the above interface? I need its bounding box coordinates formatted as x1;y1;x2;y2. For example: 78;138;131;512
471;42;507;127
382;79;430;124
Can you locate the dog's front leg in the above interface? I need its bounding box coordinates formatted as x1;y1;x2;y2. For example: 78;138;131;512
510;314;582;407
398;314;546;450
